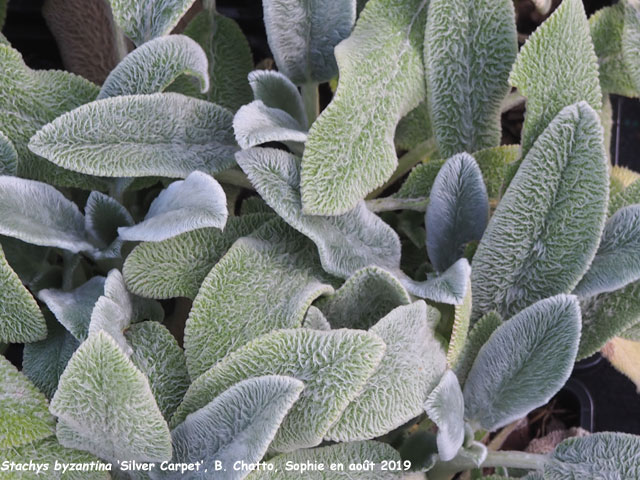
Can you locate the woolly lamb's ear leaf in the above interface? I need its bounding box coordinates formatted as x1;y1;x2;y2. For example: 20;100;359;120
574;205;640;298
184;220;336;378
233;101;308;150
123;213;273;299
545;432;640;479
609;171;640;216
395;101;432;151
463;295;581;432
155;376;303;480
0;176;94;253
447;283;472;368
316;266;410;330
98;35;208;99
118;171;227;242
38;276;106;341
424;370;465;462
108;0;196;46
300;0;428;215
303;306;331;330
0;354;56;448
426;153;488;272
85;191;133;260
248;70;308;127
471;102;608;320
473;145;520;200
125;322;189;421
424;0;516;157
262;0;355;84
394;159;445;200
50;331;172;463
249;441;402;479
601;336;640;391
23;317;80;399
0;131;17;175
455;311;501;385
401;257;471;305
623;0;640;95
237;147;401;279
28;93;237;179
172;329;386;452
0;44;108;190
0;244;46;343
326;301;447;442
509;0;601;156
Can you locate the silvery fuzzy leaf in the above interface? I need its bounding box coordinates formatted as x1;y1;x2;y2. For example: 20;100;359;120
248;69;308;127
424;370;465;462
0;243;46;343
454;311;501;386
29;93;237;179
236;147;401;279
184;219;336;379
300;0;428;215
122;213;273;299
401;258;471;305
316;266;410;330
394;159;446;200
125;321;190;421
233;101;308;151
0;354;56;448
623;0;640;96
51;332;172;463
171;328;386;452
326;301;447;442
424;0;517;157
472;145;520;200
0;130;17;175
118;171;227;242
0;44;108;189
22;317;80;399
302;306;331;330
509;0;601;155
38;276;106;341
447;282;472;369
463;295;581;432
99;35;208;100
262;0;355;84
574;205;640;298
108;0;196;46
0;236;51;288
395;101;432;151
84;191;133;259
545;432;640;479
471;102;608;321
0;176;94;253
426;153;488;272
153;376;303;480
248;441;402;479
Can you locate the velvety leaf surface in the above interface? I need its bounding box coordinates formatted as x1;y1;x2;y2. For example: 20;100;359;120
622;0;640;95
0;243;46;343
463;295;581;431
233;101;308;150
0;130;17;175
454;311;501;385
248;70;308;127
472;145;519;200
300;0;429;214
424;370;465;461
184;220;336;378
609;175;640;216
99;35;208;99
424;0;516;157
394;101;432;151
471;102;608;320
84;191;133;259
29;93;237;179
426;153;488;272
119;171;227;242
123;213;272;299
447;283;472;369
0;354;55;448
262;0;355;84
50;332;172;463
155;376;303;480
172;329;386;452
316;266;410;330
401;258;471;305
394;159;445;200
237;147;401;278
302;306;331;330
326;301;447;441
509;0;601;155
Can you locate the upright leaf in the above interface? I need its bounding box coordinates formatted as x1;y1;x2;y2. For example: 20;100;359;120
463;295;581;432
84;192;133;259
300;0;429;214
98;35;209;99
509;0;601;155
172;329;386;452
426;153;488;272
424;0;517;157
424;370;465;462
622;0;640;95
262;0;356;84
471;102;608;320
108;0;196;45
50;332;172;463
447;282;472;368
0;131;17;175
454;311;501;385
248;70;308;127
237;147;401;279
29;93;237;179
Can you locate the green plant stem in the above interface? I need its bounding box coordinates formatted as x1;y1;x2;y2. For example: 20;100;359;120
482;450;548;470
301;82;320;126
365;196;428;212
